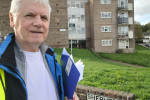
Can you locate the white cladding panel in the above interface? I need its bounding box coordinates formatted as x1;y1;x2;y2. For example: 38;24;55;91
129;31;133;38
69;34;86;40
68;8;85;15
128;3;133;10
129;17;133;24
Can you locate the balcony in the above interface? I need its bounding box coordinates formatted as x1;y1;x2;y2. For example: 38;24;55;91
118;34;128;39
118;17;128;24
118;3;133;12
118;31;133;39
118;17;133;25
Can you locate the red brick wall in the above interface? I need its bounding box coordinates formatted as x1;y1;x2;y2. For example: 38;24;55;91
0;0;69;48
75;85;135;100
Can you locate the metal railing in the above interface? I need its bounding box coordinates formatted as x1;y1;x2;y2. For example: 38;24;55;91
118;4;128;9
118;17;128;24
118;32;128;36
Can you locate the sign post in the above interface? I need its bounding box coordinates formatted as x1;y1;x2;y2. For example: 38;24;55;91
69;23;75;54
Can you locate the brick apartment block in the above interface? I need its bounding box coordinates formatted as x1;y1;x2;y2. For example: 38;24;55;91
68;0;135;53
84;0;135;53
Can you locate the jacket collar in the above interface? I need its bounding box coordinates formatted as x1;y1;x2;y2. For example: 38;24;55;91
0;33;16;67
0;33;55;68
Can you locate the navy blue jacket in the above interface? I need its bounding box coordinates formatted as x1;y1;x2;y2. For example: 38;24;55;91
0;33;64;100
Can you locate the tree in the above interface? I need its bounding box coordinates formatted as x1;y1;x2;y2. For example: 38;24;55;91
141;25;148;32
135;24;143;41
134;21;141;25
145;23;150;32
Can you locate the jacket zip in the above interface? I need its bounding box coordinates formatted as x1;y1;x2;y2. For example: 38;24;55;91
0;64;28;100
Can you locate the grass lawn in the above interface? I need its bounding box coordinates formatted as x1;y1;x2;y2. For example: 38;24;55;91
98;44;150;67
54;47;150;100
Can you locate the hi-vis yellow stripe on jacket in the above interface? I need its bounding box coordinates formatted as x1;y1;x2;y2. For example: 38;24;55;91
0;68;5;100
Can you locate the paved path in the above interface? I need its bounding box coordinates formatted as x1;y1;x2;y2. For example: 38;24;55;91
137;43;150;49
91;49;146;68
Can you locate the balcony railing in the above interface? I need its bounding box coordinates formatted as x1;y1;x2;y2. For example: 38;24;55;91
118;34;128;39
118;5;128;10
118;31;133;39
118;17;128;24
118;3;133;11
118;32;128;36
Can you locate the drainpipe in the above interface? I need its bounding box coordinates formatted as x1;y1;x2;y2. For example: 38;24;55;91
115;5;118;52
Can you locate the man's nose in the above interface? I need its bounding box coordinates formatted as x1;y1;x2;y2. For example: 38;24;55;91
33;16;43;28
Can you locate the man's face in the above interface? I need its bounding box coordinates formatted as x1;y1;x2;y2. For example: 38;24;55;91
10;0;50;47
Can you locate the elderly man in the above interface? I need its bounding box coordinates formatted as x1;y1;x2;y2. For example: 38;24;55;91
0;0;78;100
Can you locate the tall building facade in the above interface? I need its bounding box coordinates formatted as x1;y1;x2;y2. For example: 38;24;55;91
67;0;88;48
0;0;134;53
67;0;135;53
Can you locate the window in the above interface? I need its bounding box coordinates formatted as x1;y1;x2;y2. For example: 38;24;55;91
72;28;76;34
77;30;81;34
81;15;85;21
80;2;84;8
76;17;80;21
71;2;75;8
81;28;85;34
102;40;112;46
68;30;72;34
119;40;129;49
76;4;80;8
102;26;111;32
68;17;71;21
118;26;129;35
72;15;75;21
101;0;111;4
101;12;111;18
118;0;128;9
67;3;70;8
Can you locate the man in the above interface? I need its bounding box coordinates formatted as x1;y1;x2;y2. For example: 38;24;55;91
0;0;78;100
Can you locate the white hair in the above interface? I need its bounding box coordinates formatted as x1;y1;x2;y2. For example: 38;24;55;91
10;0;51;16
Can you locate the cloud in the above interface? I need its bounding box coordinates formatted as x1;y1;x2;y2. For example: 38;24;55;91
134;0;150;25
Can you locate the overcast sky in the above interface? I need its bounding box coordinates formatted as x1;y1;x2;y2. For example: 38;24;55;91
134;0;150;25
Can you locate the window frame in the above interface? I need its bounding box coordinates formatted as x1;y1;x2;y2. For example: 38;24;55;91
67;3;71;8
71;2;75;8
101;12;111;18
80;2;85;8
102;40;112;46
119;39;129;49
81;15;85;21
81;28;85;34
118;26;129;35
101;0;111;4
101;26;111;32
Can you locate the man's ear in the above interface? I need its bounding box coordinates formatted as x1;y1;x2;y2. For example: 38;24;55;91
9;13;15;28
